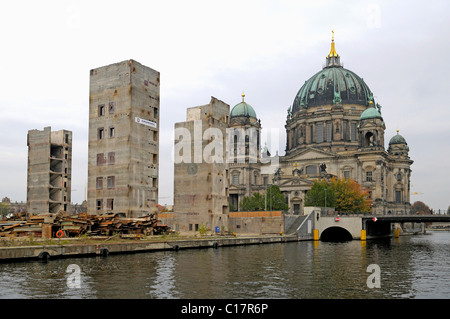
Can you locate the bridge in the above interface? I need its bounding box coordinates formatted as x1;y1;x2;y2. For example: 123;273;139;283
289;209;450;241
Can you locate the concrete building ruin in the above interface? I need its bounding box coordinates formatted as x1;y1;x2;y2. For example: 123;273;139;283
173;97;230;232
87;59;160;218
27;126;72;216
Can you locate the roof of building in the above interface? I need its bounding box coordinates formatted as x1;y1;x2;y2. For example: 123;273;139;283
389;130;408;145
291;32;374;114
360;105;383;120
230;93;257;119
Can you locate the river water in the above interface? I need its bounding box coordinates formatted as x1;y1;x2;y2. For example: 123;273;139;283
1;231;450;299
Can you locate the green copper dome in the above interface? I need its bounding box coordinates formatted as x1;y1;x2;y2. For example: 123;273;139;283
292;66;374;113
360;106;382;120
230;94;257;119
389;131;407;145
291;36;374;114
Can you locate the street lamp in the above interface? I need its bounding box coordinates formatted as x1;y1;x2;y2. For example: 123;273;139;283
324;188;327;209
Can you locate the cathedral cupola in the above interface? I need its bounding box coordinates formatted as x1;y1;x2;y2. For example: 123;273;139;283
229;93;261;163
358;101;385;150
291;31;375;113
388;130;410;158
230;92;257;123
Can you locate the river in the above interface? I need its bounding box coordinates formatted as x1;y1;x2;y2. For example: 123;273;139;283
1;231;450;299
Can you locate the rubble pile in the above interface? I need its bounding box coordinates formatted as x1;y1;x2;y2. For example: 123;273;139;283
0;212;170;238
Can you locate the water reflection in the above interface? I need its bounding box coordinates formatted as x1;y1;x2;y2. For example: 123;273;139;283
0;232;449;299
149;254;177;299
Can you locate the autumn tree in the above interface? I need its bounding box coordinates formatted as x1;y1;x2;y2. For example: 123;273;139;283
331;178;372;213
411;201;431;215
305;178;371;213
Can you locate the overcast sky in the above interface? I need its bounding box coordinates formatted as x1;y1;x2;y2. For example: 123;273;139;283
1;0;449;212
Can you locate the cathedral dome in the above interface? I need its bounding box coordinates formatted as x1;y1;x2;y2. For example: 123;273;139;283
360;105;382;120
230;93;257;119
389;131;408;145
291;34;374;115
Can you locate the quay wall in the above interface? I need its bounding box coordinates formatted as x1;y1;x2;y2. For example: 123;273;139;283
0;235;300;262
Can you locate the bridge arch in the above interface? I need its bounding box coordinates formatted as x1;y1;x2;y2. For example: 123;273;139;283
320;226;353;242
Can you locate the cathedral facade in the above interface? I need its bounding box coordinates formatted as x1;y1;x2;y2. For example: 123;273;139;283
174;35;413;232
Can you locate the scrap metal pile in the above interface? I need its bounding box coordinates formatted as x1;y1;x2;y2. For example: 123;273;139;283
0;212;170;238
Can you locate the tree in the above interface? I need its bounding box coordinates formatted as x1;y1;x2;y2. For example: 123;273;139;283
0;202;11;219
411;201;431;215
305;178;371;213
304;179;336;208
265;185;289;211
331;178;371;213
239;185;289;211
240;192;266;211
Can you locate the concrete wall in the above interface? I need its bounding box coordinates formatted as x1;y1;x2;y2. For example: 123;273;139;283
0;235;300;261
161;210;284;236
158;213;175;230
228;211;283;235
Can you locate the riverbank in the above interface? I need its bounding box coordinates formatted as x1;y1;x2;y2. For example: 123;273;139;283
0;234;300;262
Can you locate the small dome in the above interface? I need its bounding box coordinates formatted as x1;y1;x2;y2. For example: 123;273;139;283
230;93;257;119
389;131;407;145
360;106;382;120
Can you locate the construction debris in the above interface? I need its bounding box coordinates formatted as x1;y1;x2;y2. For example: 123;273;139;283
0;212;170;239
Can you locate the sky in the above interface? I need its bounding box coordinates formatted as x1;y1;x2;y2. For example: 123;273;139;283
1;0;449;212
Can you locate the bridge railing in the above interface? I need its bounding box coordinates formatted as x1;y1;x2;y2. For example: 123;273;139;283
318;208;445;218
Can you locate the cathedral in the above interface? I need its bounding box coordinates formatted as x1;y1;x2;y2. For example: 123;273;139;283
228;34;413;216
173;34;413;232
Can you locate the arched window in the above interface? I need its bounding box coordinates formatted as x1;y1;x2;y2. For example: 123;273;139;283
316;123;324;143
364;132;375;147
231;170;240;185
306;165;317;175
395;190;402;203
232;174;239;185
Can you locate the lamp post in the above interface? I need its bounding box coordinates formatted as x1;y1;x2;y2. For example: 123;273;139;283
324;188;327;209
265;185;267;211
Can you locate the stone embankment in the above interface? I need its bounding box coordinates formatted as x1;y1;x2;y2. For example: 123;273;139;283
0;234;300;262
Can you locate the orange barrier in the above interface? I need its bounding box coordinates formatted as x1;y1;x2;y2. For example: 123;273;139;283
229;211;282;218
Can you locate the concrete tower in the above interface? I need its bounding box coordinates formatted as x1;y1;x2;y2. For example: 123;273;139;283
27;126;72;216
173;97;230;233
88;60;160;217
